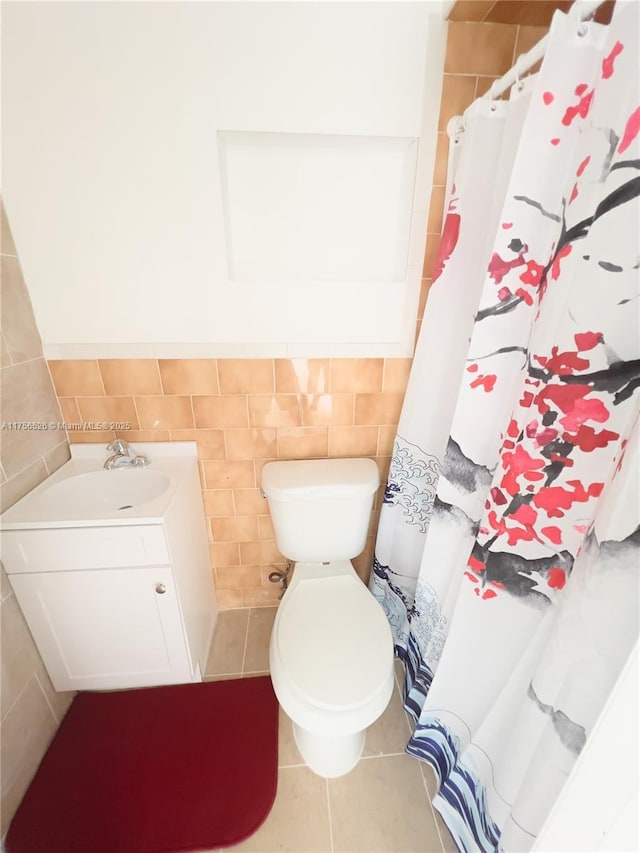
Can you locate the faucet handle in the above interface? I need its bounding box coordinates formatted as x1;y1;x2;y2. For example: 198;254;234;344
107;439;130;455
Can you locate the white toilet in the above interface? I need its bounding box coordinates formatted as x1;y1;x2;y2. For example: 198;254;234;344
262;457;395;778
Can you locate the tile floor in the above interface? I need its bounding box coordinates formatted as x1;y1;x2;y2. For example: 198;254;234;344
203;608;457;853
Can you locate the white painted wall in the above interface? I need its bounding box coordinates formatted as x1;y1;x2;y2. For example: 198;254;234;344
1;1;447;358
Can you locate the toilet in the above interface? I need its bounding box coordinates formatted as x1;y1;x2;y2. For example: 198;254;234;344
262;457;395;778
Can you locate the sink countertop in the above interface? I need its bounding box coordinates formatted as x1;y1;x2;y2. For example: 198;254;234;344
0;442;199;530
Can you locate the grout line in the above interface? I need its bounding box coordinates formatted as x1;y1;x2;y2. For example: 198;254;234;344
421;762;446;853
96;359;107;396
155;358;165;395
240;609;251;675
512;24;521;67
325;777;335;853
33;669;61;725
3;353;43;369
480;1;497;24
0;250;18;258
0;673;34;725
188;394;196;431
1;454;49;486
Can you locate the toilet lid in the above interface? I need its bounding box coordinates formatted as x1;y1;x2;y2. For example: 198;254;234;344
276;574;393;712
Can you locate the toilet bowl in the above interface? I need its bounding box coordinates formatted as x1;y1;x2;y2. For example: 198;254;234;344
262;458;394;778
270;560;394;777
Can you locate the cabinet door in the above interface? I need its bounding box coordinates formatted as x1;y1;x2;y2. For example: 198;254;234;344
10;567;193;691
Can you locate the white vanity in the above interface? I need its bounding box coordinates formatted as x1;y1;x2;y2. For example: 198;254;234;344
0;443;217;691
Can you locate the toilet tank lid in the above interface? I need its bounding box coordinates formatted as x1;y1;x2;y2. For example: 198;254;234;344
262;458;379;501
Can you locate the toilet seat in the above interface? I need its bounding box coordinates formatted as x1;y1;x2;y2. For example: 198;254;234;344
274;564;393;714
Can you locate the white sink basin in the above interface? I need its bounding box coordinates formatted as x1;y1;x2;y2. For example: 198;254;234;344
0;442;199;529
42;469;171;514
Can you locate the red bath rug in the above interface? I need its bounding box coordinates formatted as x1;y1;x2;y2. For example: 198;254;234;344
6;676;278;853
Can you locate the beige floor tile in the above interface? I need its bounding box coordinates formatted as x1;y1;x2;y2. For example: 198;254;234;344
278;707;304;768
243;607;277;673
421;761;439;799
433;804;458;853
363;683;410;757
229;766;331;852
204;609;249;675
329;754;441;852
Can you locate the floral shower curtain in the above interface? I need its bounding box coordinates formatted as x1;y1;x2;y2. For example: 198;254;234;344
370;5;639;852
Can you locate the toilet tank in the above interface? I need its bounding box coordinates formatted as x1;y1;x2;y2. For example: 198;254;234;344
262;458;380;562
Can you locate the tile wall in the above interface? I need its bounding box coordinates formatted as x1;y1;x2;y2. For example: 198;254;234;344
47;357;411;607
0;202;74;837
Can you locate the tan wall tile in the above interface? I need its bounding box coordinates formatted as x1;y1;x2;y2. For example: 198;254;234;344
423;233;441;279
378;426;398;457
375;456;392;484
234;488;269;516
352;535;376;585
248;395;301;428
275;359;330;393
225;428;277;460
277;426;328;459
382;359;412;393
258;515;275;540
69;430;115;445
242;586;281;607
475;75;500;97
331;359;383;393
170;429;226;460
193;395;248;428
135;396;192;430
253;456;276;481
301;393;354;426
203;489;235;517
98;359;161;396
211;516;259;543
210;541;241;567
354;393;404;425
448;0;496;22
115;429;171;443
58;397;80;424
203;460;255;489
427;185;447;234
438;75;477;131
158;359;219;395
328;426;379;458
218;359;274;394
418;279;432;320
76;396;139;429
48;360;104;396
216;589;244;609
239;540;284;567
433;132;449;186
445;22;517;75
215;565;263;589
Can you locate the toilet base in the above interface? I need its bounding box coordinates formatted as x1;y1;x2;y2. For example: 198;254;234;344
292;721;366;778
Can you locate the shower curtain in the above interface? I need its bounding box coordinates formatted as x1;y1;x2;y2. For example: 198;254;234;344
370;5;639;852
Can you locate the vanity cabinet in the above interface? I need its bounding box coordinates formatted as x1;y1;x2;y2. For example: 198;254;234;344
9;561;192;690
0;444;217;692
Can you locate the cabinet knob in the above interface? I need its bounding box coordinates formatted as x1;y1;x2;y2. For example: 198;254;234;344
155;583;167;595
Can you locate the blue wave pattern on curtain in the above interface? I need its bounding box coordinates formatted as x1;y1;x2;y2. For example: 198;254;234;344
370;5;640;852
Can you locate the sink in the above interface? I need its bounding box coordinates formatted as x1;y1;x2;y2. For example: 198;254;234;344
41;469;171;514
0;442;199;528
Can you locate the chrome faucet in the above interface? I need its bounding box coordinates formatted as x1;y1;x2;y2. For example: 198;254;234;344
104;439;150;469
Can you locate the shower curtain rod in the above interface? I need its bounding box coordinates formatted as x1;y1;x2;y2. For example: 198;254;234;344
451;0;608;133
